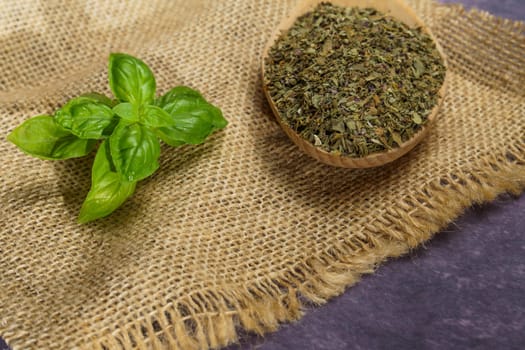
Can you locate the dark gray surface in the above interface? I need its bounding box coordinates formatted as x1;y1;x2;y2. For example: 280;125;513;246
1;1;523;350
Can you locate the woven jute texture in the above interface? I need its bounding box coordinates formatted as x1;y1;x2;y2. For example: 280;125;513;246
1;0;524;349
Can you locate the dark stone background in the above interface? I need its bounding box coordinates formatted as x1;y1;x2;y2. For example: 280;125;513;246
1;1;523;349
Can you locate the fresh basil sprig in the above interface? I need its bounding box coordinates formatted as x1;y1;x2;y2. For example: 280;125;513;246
7;53;227;223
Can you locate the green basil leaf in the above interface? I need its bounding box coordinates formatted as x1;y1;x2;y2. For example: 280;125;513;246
141;105;173;129
109;121;160;181
210;109;228;131
109;53;156;106
7;115;96;160
79;92;117;108
113;102;139;123
159;87;228;131
157;99;227;145
78;140;136;223
155;86;205;107
156;138;186;148
55;97;116;139
156;112;214;145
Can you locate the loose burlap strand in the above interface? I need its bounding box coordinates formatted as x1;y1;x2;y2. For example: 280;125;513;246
0;0;524;349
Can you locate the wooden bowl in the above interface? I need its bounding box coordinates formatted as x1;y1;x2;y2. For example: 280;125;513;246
262;0;448;168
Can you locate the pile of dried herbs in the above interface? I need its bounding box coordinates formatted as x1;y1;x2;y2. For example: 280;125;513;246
264;2;446;157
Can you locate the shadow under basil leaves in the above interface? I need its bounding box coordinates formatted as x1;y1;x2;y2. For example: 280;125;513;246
152;134;220;180
51;147;142;228
52;153;94;215
46;140;221;314
0;178;60;223
51;135;218;226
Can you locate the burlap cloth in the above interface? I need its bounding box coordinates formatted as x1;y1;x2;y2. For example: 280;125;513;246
0;0;524;349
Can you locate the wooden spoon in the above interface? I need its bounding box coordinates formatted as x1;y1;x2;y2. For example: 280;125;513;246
262;0;448;168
